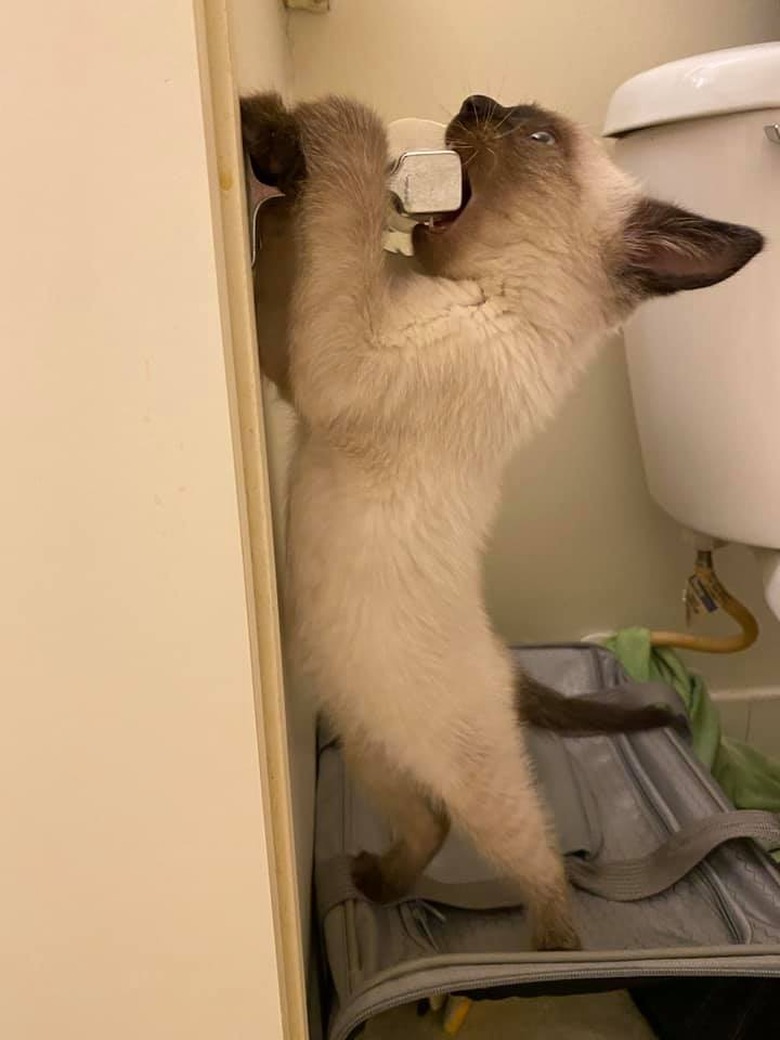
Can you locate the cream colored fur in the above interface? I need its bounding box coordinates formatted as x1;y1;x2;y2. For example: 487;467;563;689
245;93;761;951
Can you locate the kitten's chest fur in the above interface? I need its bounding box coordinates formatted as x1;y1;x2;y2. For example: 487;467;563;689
286;297;598;628
362;288;597;473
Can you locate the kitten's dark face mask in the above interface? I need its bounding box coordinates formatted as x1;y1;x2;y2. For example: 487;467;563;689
414;96;573;257
414;94;764;308
438;95;574;222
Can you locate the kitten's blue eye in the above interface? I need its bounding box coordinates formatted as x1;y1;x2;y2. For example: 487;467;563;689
529;130;556;145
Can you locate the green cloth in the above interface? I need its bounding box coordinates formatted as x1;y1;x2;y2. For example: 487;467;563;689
605;628;780;858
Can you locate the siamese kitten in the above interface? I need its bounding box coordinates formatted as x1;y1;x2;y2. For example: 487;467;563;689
241;92;762;950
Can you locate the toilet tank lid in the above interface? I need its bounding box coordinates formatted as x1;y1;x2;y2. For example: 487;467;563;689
604;42;780;137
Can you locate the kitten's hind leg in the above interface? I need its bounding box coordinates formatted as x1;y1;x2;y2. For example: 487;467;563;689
438;719;581;952
344;740;450;903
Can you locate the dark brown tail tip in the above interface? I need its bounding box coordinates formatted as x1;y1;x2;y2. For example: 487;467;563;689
516;673;685;735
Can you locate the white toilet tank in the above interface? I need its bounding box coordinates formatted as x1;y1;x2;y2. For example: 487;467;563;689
604;43;780;551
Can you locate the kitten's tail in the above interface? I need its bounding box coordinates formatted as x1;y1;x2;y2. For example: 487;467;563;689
516;672;676;734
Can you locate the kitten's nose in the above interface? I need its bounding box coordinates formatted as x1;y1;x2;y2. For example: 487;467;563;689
459;95;498;121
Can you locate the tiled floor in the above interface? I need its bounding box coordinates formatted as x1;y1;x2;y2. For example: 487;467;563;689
364;991;656;1039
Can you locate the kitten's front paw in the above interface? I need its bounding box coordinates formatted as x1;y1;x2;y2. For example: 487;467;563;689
241;92;306;194
294;97;388;176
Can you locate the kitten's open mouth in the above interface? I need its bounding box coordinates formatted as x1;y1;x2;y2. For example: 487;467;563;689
426;170;472;233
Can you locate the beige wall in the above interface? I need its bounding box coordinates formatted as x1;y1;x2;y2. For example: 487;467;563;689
287;0;780;691
0;2;291;1036
230;0;290;94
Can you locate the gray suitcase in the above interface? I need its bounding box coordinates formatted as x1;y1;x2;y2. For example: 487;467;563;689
313;644;780;1040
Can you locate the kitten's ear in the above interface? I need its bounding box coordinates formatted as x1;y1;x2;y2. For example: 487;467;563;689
622;198;764;297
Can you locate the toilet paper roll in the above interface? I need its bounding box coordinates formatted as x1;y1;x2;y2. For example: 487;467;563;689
387;117;448;155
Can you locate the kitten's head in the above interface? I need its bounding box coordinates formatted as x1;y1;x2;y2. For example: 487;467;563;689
414;95;763;322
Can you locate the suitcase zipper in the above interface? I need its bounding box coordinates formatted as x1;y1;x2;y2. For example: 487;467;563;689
588;644;747;942
331;952;780;1040
613;730;747;942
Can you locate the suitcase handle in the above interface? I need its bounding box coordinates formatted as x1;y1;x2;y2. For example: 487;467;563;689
317;810;780;914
